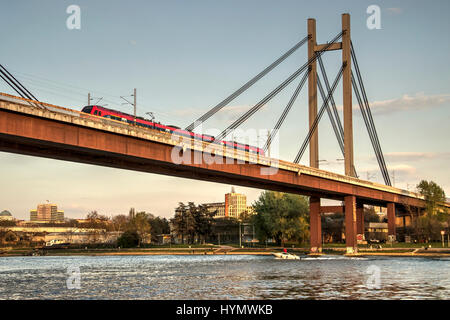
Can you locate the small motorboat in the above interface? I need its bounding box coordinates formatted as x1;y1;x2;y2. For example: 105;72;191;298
272;252;300;260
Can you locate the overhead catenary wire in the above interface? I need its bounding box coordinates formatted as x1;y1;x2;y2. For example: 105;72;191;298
2;67;189;124
213;31;344;143
293;62;346;164
7;68;126;101
185;35;311;132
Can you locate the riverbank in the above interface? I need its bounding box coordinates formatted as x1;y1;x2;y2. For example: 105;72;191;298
1;246;449;258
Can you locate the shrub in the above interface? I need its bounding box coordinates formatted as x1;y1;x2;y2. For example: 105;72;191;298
116;230;139;248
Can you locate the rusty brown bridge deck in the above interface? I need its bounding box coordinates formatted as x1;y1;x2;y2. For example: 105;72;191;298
1;92;447;253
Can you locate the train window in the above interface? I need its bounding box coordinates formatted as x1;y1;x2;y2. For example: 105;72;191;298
81;106;93;113
93;110;98;115
98;111;102;116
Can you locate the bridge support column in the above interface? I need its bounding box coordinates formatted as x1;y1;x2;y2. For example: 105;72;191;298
309;196;322;253
342;13;355;177
356;202;364;237
387;202;396;241
344;195;357;254
308;18;319;169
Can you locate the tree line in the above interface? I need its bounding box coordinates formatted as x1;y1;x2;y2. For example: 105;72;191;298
114;208;170;247
410;180;449;242
169;193;312;246
2;180;446;248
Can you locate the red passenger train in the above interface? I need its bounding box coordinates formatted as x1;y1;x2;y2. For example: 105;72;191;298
81;105;265;155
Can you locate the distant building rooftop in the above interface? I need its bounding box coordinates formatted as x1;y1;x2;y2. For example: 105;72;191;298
0;210;12;216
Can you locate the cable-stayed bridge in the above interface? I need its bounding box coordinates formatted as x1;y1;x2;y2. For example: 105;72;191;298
0;14;447;254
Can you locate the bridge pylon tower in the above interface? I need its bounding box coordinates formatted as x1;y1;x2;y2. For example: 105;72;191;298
308;13;357;255
307;13;354;176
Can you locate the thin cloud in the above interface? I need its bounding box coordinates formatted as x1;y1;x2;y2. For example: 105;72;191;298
216;105;252;120
369;93;450;114
382;152;450;162
387;164;417;175
363;164;416;175
337;92;450;115
171;107;205;118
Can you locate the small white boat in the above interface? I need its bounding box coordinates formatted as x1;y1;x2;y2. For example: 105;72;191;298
272;252;300;260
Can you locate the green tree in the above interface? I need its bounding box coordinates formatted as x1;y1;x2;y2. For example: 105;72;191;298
239;210;253;223
412;215;444;242
171;203;195;244
413;180;448;242
252;191;309;245
170;202;215;244
148;216;171;242
190;203;215;244
117;230;140;248
128;211;151;246
417;180;446;216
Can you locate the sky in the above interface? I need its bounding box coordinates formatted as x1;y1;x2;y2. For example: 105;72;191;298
1;0;449;220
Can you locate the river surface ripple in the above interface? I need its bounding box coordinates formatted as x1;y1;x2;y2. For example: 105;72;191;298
0;255;449;299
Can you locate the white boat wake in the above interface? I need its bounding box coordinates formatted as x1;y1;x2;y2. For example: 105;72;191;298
272;252;300;260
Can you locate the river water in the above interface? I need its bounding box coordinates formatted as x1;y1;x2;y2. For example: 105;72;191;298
0;255;449;299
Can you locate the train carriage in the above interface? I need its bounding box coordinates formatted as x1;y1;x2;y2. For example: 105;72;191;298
81;105;265;156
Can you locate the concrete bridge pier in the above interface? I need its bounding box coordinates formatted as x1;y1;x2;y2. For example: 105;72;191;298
345;195;357;254
356;202;364;237
309;196;322;253
387;202;396;241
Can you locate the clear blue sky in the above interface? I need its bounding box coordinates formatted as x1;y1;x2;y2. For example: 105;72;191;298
1;0;449;219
